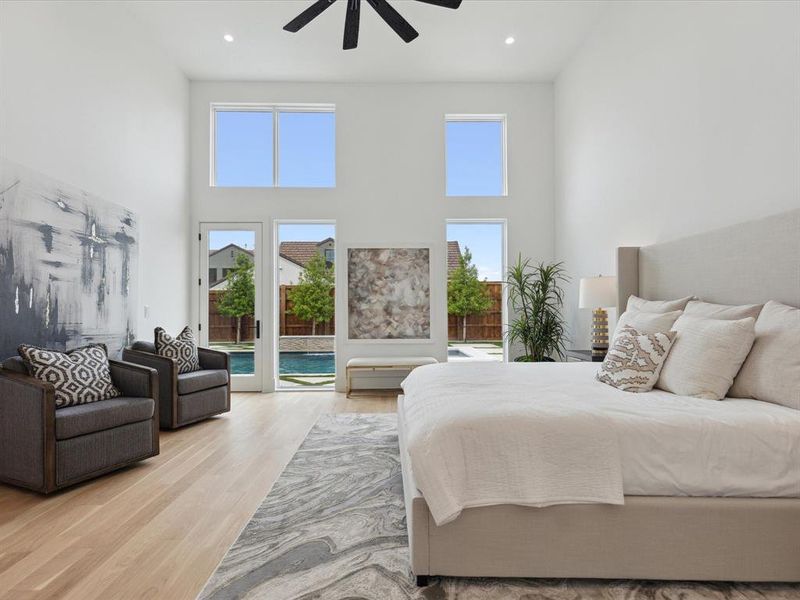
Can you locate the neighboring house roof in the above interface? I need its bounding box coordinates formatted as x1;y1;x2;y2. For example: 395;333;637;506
447;241;462;275
212;240;462;275
277;239;463;273
209;278;228;291
279;238;334;268
209;243;254;259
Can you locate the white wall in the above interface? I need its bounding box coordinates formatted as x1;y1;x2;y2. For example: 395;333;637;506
0;1;191;339
555;0;800;345
279;258;304;286
191;82;554;391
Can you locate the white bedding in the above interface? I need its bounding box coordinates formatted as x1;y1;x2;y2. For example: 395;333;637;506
400;362;800;526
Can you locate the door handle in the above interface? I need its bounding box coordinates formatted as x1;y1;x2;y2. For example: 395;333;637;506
256;320;261;339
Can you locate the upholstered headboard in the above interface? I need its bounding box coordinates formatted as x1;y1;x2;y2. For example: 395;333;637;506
616;209;800;312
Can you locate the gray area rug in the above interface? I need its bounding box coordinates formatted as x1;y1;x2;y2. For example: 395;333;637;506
199;414;799;600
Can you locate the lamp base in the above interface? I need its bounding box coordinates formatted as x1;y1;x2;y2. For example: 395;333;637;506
591;308;609;358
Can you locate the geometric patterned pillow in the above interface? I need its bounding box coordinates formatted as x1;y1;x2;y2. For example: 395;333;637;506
17;343;122;408
154;326;200;374
596;326;677;393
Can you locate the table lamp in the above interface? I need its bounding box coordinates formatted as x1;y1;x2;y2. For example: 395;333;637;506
578;275;618;358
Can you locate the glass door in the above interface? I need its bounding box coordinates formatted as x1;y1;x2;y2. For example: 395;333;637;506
199;223;263;392
445;219;507;363
274;221;336;390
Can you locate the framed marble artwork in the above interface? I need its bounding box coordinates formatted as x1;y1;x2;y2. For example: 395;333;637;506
347;247;431;340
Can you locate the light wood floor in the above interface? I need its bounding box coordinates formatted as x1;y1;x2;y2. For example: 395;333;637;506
0;391;397;600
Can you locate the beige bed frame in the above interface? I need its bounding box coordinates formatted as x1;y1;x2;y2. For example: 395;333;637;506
401;209;800;585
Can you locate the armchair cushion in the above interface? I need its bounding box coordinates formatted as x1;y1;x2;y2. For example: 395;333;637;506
155;327;200;374
177;369;228;395
3;356;30;374
18;344;121;408
55;397;155;440
132;341;156;353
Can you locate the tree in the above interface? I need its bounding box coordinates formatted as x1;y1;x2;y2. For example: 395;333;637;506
217;252;255;344
288;251;335;336
447;247;493;343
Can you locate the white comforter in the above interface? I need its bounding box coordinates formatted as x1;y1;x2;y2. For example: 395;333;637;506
400;362;800;526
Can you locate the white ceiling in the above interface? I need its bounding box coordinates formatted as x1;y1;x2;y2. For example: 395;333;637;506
124;0;608;82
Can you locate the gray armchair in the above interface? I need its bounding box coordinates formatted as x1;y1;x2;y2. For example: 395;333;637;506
0;357;159;494
122;342;230;429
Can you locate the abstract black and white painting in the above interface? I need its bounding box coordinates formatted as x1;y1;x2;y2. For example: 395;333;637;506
0;159;138;360
347;247;430;340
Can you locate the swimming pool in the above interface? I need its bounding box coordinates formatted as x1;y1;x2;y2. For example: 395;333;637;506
447;348;469;358
229;352;336;375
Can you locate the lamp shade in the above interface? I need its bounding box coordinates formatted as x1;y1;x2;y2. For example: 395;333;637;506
579;276;617;309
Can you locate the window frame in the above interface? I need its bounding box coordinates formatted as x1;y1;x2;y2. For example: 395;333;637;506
210;102;336;188
444;114;508;198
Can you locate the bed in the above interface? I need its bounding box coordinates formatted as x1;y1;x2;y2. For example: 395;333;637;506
400;209;800;584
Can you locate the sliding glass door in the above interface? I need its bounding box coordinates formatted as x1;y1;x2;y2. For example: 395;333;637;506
199;223;263;392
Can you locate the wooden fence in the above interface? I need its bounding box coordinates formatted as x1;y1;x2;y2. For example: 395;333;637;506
209;291;255;343
278;285;335;336
447;282;503;342
210;282;502;342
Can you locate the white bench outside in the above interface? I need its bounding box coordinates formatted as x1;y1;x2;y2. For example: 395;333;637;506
346;356;438;397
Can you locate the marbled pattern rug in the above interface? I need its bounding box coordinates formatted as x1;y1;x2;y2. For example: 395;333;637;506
199;414;799;600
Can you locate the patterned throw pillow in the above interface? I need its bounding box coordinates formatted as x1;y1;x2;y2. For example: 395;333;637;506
596;326;676;393
154;326;200;374
18;344;122;408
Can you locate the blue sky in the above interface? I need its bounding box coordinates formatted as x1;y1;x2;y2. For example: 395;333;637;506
446;120;504;196
209;230;256;251
447;222;503;281
212;114;504;279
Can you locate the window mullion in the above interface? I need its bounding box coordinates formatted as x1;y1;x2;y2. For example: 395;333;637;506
273;109;280;188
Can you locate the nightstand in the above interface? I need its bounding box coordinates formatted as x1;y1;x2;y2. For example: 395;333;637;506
565;349;605;362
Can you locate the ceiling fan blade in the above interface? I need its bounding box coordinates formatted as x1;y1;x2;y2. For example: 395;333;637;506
284;0;338;33
414;0;462;8
343;0;361;50
366;0;419;43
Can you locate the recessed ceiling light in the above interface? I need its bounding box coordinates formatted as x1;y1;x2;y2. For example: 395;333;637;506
505;36;515;45
223;34;234;42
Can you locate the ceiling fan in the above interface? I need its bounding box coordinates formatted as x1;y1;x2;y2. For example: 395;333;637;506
284;0;463;50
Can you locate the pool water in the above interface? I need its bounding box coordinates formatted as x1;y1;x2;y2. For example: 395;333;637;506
229;352;335;375
448;348;469;357
230;352;254;375
280;352;335;375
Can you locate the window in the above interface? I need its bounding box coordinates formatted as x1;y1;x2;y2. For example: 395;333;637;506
212;104;335;188
215;111;274;187
278;111;335;187
209;268;217;283
445;115;506;197
324;248;335;263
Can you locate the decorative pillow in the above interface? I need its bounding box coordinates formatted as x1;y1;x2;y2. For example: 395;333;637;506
684;300;763;321
596;326;677;393
613;309;682;339
627;295;694;314
155;326;200;374
17;343;121;408
729;301;800;410
656;315;756;400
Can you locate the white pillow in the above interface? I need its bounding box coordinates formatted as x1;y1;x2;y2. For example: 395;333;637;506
684;300;763;321
613;309;682;339
656;315;756;400
729;301;799;410
627;295;693;314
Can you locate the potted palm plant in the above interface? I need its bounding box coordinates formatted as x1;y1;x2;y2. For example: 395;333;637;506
506;256;569;362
